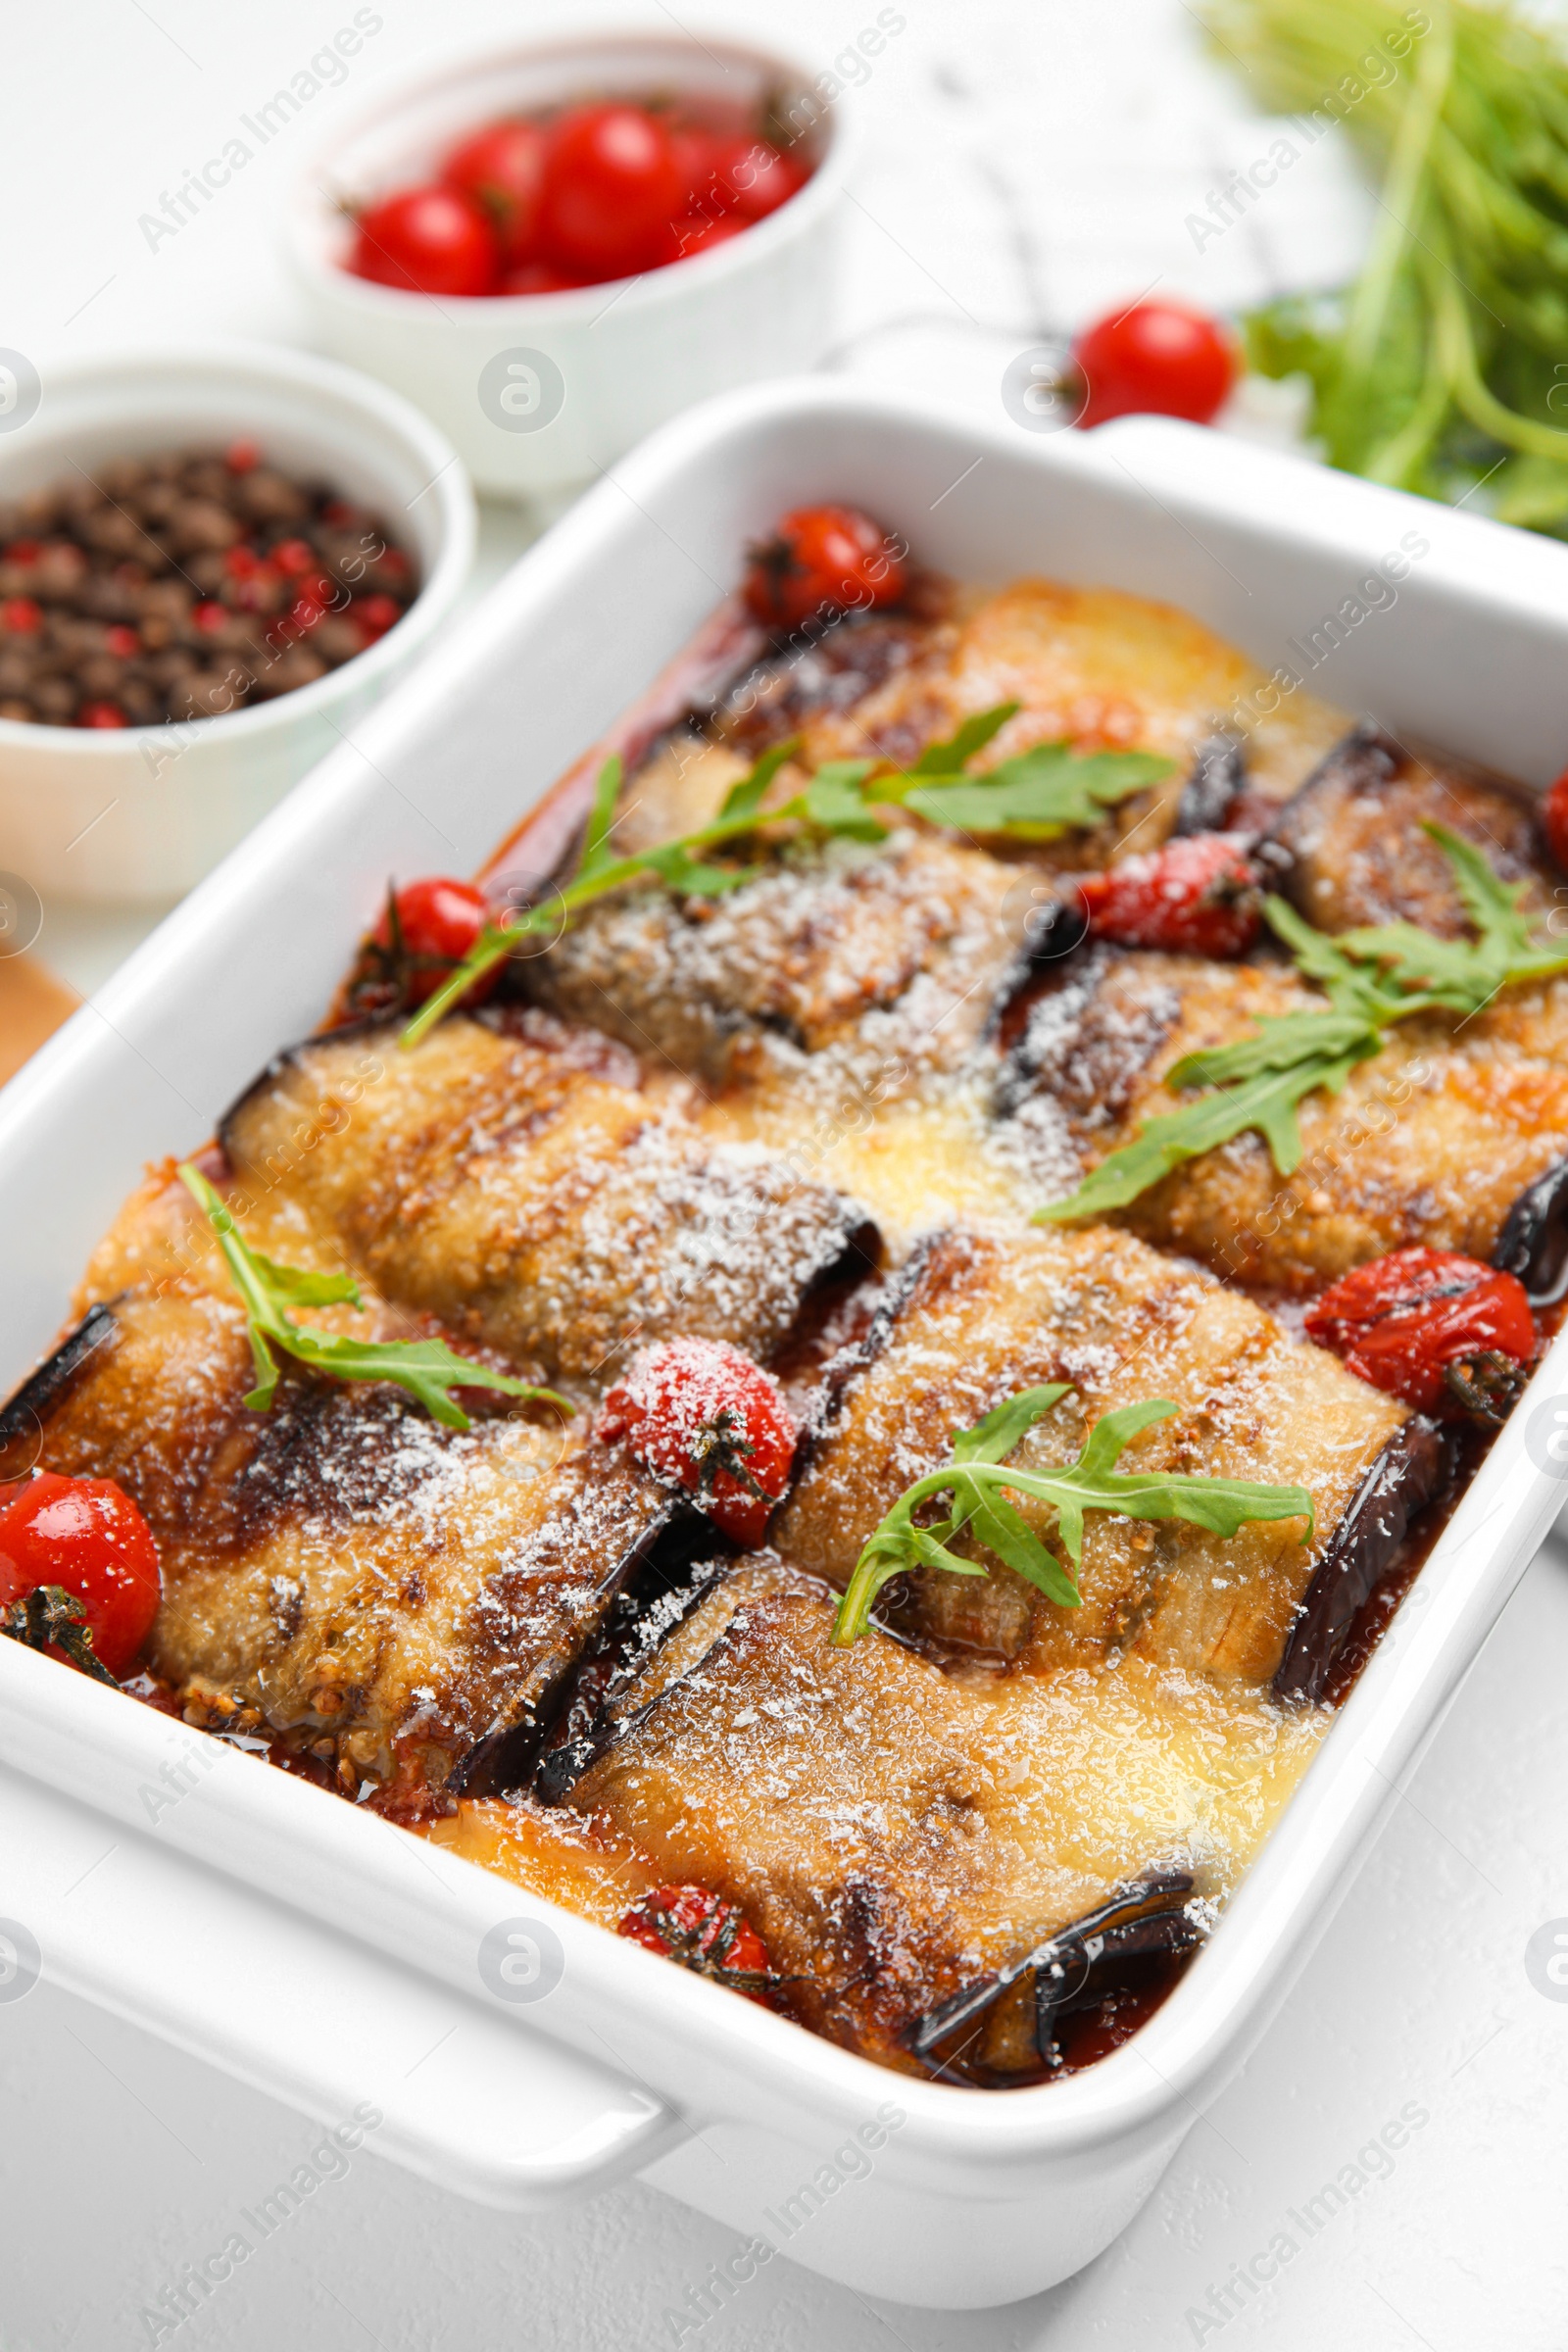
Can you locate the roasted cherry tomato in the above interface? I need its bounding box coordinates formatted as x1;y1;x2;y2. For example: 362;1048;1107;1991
1077;831;1260;956
538;104;683;279
743;504;907;633
350;184;501;297
1072;300;1238;429
370;876;495;1007
709;136;807;221
599;1337;797;1545
0;1471;162;1680
1304;1248;1536;1422
617;1885;775;2001
443;117;548;262
1542;765;1568;874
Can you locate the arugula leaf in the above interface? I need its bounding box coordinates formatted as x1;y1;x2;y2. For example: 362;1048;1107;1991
576;754;624;880
1039;827;1568;1225
904;742;1173;840
906;702;1021;777
831;1385;1311;1645
719;737;800;818
178;1164;572;1431
803;760;884;841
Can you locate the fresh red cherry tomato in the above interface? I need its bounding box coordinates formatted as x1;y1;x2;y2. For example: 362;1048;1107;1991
1077;831;1261;957
710;136;807;222
1304;1248;1536;1421
617;1885;775;2001
743;504;908;633
672;215;746;265
77;702;128;729
538;104;683;278
669;123;728;216
371;875;496;1007
443;118;549;262
1542;766;1568;874
599;1337;797;1545
1072;301;1238;429
350;184;501;297
497;258;594;295
0;1471;162;1679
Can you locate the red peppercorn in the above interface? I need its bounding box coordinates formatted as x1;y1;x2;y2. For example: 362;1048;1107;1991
4;540;40;565
271;539;317;578
77;702;128;728
224;439;261;473
1304;1248;1536;1422
192;602;228;635
1077;831;1261;958
104;624;140;658
1;597;42;634
349;593;403;642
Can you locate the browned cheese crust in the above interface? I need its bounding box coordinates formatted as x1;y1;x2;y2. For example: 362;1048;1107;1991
219;1009;872;1388
773;1224;1404;1682
1003;949;1568;1289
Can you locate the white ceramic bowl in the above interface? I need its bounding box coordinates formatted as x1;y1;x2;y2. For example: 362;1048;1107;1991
0;342;474;906
285;30;851;500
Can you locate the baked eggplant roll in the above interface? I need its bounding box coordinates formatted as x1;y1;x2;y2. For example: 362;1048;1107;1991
773;1222;1430;1690
13;1289;673;1813
562;1555;1323;2079
527;831;1036;1097
1000;946;1568;1290
218;1008;876;1387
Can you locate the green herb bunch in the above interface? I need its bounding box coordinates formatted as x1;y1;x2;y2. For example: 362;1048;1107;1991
832;1383;1312;1644
1207;0;1568;529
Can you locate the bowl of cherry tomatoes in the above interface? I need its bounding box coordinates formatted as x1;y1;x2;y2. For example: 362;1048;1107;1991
286;29;852;499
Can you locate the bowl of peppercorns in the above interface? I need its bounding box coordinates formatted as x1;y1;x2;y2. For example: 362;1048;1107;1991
0;341;473;904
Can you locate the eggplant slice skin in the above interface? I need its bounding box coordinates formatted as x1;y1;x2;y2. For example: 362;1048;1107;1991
1273;1417;1452;1706
14;1278;676;1812
772;1221;1409;1685
0;1302;117;1478
1261;722;1551;936
1493;1152;1568;1307
904;1870;1201;2075
1172;731;1247;838
1000;946;1568;1291
217;1007;877;1389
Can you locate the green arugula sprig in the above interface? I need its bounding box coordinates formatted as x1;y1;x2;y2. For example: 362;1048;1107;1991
831;1384;1312;1645
399;711;1174;1049
178;1164;571;1431
1038;822;1568;1224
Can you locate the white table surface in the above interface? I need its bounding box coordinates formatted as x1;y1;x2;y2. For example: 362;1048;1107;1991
3;5;1566;2347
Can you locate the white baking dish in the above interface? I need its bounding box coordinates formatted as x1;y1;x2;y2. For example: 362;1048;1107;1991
3;380;1567;2312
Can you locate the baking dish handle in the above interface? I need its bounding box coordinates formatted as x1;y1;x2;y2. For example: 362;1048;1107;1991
3;1761;682;2210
